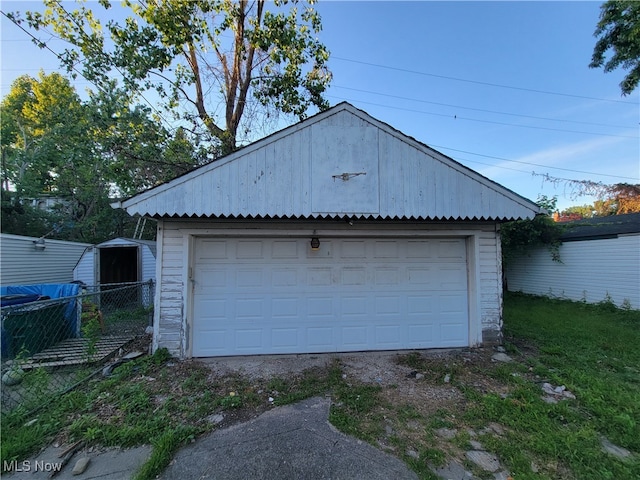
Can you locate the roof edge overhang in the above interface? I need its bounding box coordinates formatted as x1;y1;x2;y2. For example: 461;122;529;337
139;213;534;222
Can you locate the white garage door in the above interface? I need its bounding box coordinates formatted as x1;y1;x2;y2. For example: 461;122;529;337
192;237;469;356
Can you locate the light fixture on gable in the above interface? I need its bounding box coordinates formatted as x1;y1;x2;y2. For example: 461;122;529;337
33;238;46;251
310;237;320;250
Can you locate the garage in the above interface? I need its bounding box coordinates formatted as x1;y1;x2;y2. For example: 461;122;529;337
192;236;468;356
114;103;542;358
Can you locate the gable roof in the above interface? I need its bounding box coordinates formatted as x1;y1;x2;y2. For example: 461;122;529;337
560;213;640;242
96;238;157;257
114;103;542;221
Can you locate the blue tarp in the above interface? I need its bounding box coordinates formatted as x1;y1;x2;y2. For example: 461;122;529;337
1;284;81;358
1;284;80;321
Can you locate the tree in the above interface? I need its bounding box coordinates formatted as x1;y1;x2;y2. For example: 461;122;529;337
15;0;332;154
590;0;640;95
1;73;203;243
560;204;596;219
501;196;564;267
542;174;640;217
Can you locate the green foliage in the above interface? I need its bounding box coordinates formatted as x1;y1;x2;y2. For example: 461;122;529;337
14;0;332;153
500;195;564;265
1;72;205;242
590;0;640;95
496;293;640;478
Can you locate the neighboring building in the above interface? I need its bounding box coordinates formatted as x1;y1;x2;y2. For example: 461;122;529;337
73;238;157;286
0;233;91;285
25;195;70;212
113;103;541;358
506;213;640;309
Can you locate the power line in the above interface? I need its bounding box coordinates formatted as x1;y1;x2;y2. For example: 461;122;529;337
431;144;639;181
327;95;639;140
332;85;637;130
332;56;637;105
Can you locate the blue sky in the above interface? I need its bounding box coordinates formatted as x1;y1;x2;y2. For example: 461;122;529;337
2;1;638;211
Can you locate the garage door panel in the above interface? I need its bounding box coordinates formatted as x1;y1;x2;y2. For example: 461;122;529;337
272;240;298;258
307;327;333;348
375;296;401;315
374;240;399;258
236;240;263;258
407;302;434;319
341;326;369;348
407;240;433;258
341;240;367;258
272;298;298;318
195;268;226;288
272;268;298;286
235;298;263;319
440;323;467;343
307;268;332;286
236;269;263;288
235;329;263;350
438;239;466;259
375;325;401;346
407;323;435;345
192;236;469;356
374;267;401;285
341;296;368;316
342;268;366;285
197;239;227;260
271;328;299;349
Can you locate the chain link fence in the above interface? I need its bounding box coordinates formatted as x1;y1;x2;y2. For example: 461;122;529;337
1;280;154;414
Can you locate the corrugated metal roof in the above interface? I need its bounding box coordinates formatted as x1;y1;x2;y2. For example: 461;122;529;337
116;103;542;221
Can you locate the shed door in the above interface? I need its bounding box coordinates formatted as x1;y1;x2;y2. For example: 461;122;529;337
191;237;469;357
99;246;139;284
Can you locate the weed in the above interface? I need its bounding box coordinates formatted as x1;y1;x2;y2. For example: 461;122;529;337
219;393;242;409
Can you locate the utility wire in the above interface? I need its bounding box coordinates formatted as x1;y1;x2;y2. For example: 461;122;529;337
332;56;637;105
327;95;639;140
431;144;639;181
332;85;637;130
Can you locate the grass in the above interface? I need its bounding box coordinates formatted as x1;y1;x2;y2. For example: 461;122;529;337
2;293;639;480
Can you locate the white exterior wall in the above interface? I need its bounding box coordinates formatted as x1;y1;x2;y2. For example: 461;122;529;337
506;234;640;309
121;106;540;222
72;238;157;285
73;246;96;284
153;220;504;358
1;234;91;285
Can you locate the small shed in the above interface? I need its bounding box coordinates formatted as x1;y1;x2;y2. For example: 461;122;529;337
114;103;541;358
0;234;91;286
73;238;157;286
506;213;640;309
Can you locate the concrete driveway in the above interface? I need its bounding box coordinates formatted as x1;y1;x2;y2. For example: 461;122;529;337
160;396;418;480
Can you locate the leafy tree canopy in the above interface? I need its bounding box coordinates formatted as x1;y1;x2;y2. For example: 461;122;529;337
1;72;203;243
590;0;640;95
12;0;332;154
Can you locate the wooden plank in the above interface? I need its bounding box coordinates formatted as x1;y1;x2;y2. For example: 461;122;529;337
20;336;133;369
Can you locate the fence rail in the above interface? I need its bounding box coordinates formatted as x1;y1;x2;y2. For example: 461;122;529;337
1;280;154;414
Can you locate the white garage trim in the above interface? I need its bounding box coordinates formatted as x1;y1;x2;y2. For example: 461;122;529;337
180;229;483;357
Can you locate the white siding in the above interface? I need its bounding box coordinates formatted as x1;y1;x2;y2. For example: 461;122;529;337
141;246;156;283
0;234;91;285
155;224;186;355
72;238;157;285
73;246;96;284
506;234;640;309
479;226;503;342
120;104;540;221
154;220;503;358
